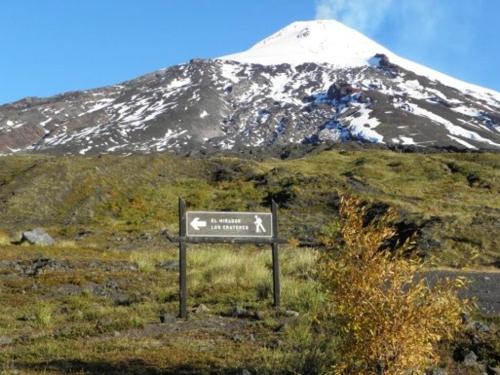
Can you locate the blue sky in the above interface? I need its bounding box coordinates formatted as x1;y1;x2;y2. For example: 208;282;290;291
0;0;499;104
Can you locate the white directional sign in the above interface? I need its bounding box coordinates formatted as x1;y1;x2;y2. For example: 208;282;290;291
186;211;273;238
178;199;281;319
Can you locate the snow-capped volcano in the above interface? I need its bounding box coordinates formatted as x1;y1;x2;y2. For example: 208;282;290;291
221;20;391;67
221;20;499;101
1;20;500;155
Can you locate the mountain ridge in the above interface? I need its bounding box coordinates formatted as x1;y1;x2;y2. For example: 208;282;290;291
221;20;500;100
1;20;499;155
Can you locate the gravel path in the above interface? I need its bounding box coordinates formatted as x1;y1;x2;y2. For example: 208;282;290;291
425;270;500;316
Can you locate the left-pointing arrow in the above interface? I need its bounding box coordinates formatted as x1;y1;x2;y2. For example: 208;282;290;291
190;217;207;231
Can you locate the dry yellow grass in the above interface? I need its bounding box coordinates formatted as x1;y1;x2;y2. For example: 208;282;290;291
128;248;173;273
188;246;272;294
0;231;11;246
56;239;77;248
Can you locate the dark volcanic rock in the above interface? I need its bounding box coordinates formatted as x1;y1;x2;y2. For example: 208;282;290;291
1;52;499;155
21;257;70;276
372;53;397;70
327;81;356;101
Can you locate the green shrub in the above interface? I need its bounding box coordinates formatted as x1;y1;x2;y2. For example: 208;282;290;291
256;280;271;300
35;304;54;328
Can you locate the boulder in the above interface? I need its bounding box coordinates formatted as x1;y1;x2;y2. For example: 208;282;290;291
227;305;260;319
160;260;179;271
232;334;243;343
0;336;13;346
370;53;397;69
463;350;478;367
230;305;250;318
469;320;491;333
159;312;176;324
281;310;299;318
194;304;210;314
327;81;355;101
21;228;55;246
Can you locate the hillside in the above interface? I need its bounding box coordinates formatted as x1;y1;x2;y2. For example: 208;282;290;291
1;151;499;268
1;150;499;374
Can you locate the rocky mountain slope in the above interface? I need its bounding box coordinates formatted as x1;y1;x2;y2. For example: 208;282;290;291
1;20;500;155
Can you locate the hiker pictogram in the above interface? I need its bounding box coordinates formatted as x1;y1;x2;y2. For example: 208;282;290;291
254;215;266;233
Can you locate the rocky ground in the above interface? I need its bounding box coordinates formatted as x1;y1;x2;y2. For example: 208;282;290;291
0;237;497;374
0;241;317;374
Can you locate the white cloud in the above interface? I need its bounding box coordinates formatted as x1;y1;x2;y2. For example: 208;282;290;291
315;0;394;34
313;0;487;88
313;0;473;58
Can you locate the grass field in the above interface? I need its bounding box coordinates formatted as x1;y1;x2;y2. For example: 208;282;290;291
0;150;499;373
0;240;322;374
0;150;498;267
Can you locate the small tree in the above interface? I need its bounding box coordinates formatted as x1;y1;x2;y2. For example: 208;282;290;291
320;195;467;375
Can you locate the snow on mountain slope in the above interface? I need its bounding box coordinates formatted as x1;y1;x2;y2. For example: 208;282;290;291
221;20;500;105
221;20;391;68
1;20;500;155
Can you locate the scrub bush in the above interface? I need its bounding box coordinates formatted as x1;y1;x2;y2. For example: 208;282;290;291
320;195;467;375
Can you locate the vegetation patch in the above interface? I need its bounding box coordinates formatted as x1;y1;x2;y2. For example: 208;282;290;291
0;150;498;373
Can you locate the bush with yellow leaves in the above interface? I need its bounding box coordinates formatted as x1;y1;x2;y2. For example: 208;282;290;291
320;195;467;375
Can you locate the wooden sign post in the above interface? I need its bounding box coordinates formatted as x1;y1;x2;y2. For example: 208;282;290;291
177;197;281;319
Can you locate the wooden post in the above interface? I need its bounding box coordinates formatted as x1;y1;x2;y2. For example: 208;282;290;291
175;199;284;320
178;197;188;319
271;200;281;308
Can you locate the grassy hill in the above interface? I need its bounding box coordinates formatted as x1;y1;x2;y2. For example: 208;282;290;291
0;150;499;373
1;150;499;267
